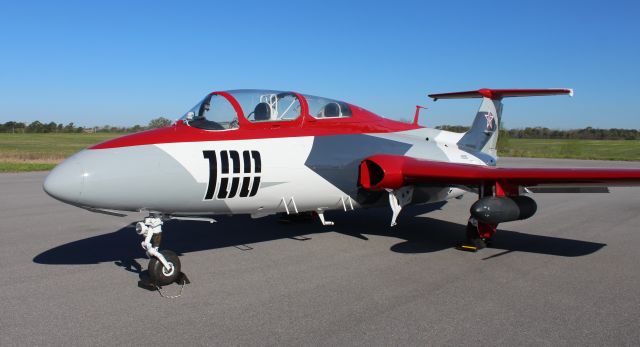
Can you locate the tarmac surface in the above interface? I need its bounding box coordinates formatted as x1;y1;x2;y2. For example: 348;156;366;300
1;157;640;346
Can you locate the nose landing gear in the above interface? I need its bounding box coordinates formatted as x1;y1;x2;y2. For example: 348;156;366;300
136;216;189;289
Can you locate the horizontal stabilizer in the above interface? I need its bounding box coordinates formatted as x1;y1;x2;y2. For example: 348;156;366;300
429;88;573;101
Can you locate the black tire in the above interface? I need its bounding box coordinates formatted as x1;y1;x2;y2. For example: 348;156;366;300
148;250;181;286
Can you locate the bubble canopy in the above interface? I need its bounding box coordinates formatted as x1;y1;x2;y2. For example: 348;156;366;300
179;89;352;130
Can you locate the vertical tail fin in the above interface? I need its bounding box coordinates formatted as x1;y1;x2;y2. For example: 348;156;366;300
458;97;503;157
428;88;573;158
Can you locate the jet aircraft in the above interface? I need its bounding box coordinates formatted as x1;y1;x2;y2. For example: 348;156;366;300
43;88;640;286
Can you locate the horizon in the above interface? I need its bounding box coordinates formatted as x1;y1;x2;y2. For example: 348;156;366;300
2;118;639;132
1;1;639;129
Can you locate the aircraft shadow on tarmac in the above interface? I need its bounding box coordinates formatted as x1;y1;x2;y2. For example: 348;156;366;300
34;202;606;272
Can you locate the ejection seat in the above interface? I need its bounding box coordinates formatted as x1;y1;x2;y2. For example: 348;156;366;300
253;102;271;121
323;102;342;117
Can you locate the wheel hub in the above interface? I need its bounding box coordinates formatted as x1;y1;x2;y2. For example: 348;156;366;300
162;263;175;277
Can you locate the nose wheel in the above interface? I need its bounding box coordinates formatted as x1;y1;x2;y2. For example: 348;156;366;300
136;216;189;288
148;250;181;286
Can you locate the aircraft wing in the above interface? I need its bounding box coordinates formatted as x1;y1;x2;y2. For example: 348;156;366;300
359;154;640;191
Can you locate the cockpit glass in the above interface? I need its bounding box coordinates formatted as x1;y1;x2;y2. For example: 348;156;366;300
227;90;301;123
180;90;349;130
179;94;239;131
304;94;352;119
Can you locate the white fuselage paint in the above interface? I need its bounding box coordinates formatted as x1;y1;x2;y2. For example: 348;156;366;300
156;137;356;215
153;130;482;217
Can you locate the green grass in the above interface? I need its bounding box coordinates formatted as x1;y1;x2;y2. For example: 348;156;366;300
0;133;122;172
499;138;640;161
0;162;57;172
1;133;639;172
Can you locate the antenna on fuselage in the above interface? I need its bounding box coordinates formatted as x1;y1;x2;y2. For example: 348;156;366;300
413;105;428;125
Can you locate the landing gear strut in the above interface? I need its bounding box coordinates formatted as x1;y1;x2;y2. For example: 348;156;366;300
458;217;497;252
135;216;188;287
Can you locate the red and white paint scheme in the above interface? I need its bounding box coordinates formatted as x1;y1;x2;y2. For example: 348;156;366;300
43;88;640;286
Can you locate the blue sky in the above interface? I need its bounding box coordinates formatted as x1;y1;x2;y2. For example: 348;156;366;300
0;0;638;129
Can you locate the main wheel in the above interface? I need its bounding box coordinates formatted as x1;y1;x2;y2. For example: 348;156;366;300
148;250;181;286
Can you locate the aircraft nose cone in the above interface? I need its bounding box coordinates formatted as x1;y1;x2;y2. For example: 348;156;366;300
43;154;85;204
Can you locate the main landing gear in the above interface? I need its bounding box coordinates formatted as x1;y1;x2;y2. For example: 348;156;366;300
457;182;503;252
135;216;189;288
458;217;497;252
457;181;538;252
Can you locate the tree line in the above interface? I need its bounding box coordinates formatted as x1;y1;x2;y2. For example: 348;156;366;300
435;125;640;140
0;117;173;133
1;119;638;140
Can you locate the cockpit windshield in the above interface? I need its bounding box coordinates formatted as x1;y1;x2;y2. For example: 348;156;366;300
179;94;239;130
